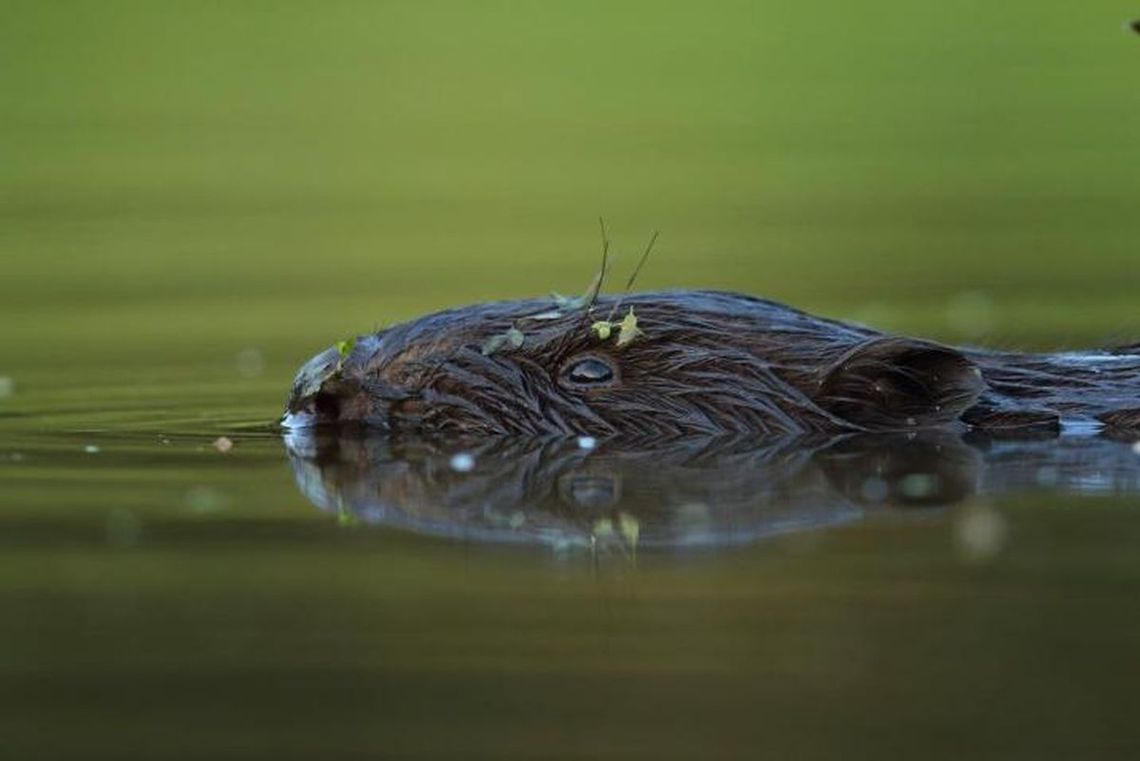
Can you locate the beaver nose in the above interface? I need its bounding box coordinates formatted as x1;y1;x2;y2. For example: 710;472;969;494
282;388;344;429
282;335;398;429
282;343;384;429
283;377;386;429
282;345;339;428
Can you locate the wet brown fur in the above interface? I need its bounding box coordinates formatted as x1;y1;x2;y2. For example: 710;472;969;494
285;291;1140;439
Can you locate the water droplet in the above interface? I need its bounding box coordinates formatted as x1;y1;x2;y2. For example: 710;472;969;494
954;503;1007;564
212;436;234;453
449;452;475;472
83;445;101;454
576;436;597;451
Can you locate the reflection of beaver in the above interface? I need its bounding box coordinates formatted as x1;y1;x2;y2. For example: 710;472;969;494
283;430;1140;549
283;432;974;549
282;291;1139;438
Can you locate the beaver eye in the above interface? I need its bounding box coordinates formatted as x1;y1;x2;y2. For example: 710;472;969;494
562;356;617;386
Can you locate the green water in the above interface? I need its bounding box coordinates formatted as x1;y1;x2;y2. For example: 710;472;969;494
3;2;1140;758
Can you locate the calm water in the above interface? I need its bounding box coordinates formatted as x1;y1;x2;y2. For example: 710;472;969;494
4;2;1140;759
3;374;1140;760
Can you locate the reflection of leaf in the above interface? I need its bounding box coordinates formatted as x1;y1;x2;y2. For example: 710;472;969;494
336;500;357;527
618;512;640;547
615;308;642;347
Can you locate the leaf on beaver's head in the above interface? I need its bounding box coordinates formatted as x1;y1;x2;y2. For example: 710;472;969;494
334;337;356;370
615;307;642;347
481;327;525;356
551;292;587;311
589;308;642;346
525;292;589;321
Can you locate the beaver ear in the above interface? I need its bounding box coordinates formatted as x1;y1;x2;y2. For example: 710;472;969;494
816;337;986;429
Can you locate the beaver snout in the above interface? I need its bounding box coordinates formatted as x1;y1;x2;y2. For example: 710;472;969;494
282;388;352;429
282;342;383;429
284;383;382;429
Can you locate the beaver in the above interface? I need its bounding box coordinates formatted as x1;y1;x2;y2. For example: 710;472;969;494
281;290;1140;439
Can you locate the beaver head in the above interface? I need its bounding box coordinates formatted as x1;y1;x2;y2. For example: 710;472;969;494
281;290;987;437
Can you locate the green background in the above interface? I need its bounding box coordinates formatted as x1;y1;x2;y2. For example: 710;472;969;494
3;1;1139;399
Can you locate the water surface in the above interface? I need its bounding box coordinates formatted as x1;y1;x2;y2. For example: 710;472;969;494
4;381;1140;760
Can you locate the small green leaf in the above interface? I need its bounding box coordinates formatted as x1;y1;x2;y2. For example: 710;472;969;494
591;321;613;340
615;307;642;347
551;292;586;310
481;327;525;356
481;334;507;355
333;337;357;370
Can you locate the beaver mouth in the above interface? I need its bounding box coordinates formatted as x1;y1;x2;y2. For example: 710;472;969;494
283;387;434;431
282;391;353;430
282;381;386;429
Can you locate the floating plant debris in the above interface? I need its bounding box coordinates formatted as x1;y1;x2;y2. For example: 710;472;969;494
481;327;525;356
590;307;642;347
615;307;642;347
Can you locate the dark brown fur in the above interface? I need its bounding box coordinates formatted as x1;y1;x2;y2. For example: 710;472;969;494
283;291;1140;438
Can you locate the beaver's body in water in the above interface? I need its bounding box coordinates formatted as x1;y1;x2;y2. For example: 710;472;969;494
282;290;1140;439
